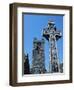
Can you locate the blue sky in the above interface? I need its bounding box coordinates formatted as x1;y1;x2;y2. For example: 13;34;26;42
23;13;63;71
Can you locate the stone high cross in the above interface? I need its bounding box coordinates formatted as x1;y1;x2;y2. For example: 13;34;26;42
43;21;62;73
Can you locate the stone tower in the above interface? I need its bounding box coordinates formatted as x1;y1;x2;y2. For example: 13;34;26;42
31;38;46;74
